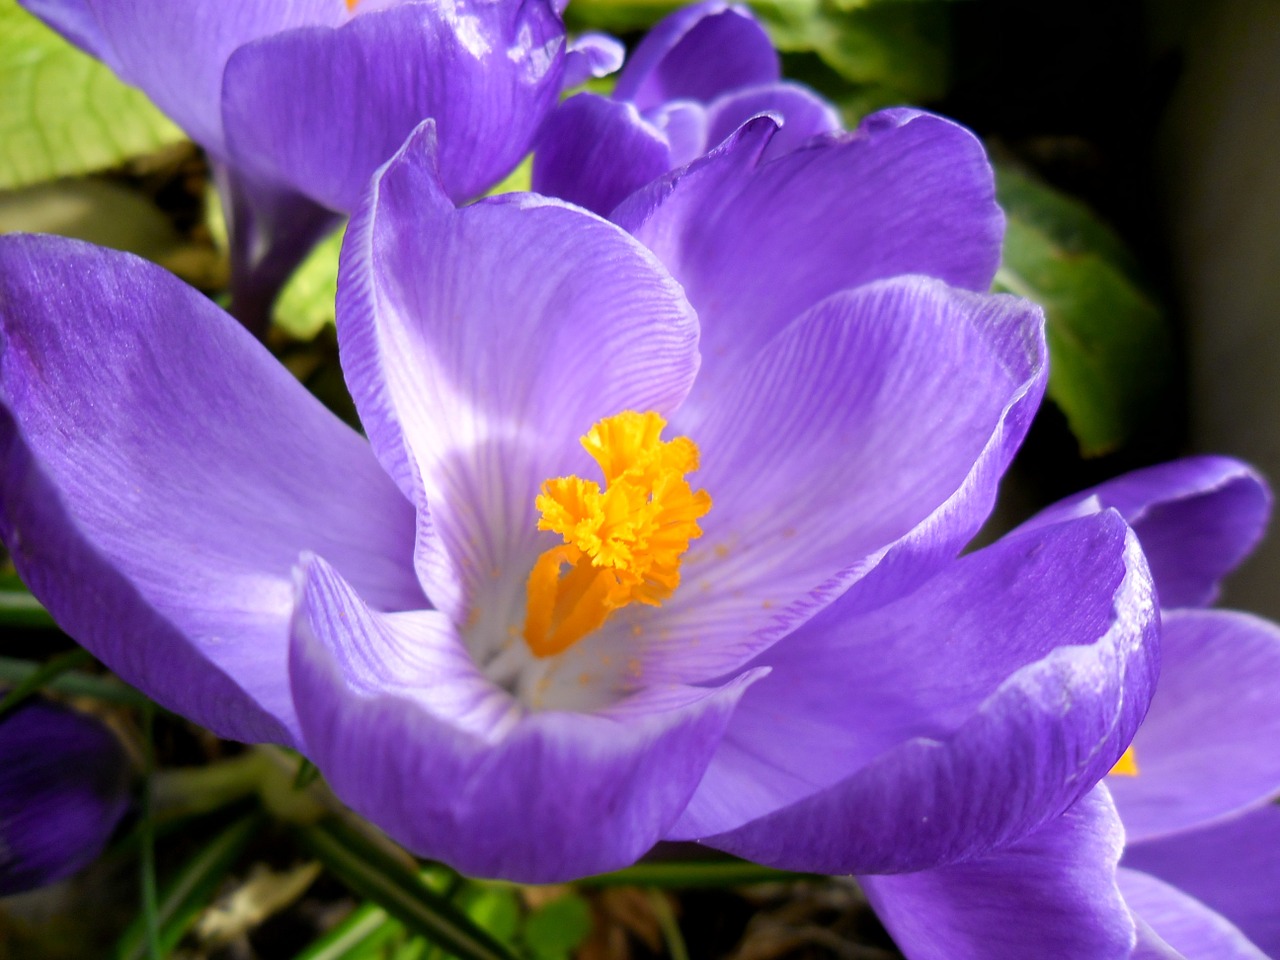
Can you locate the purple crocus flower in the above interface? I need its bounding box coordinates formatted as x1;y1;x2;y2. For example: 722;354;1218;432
0;697;131;895
20;0;567;332
0;107;1158;882
1035;459;1280;959
532;0;840;215
860;458;1280;959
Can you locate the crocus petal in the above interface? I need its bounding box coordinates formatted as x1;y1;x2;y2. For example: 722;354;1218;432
675;513;1158;874
214;163;342;334
1020;456;1270;608
1125;805;1280;956
531;94;673;217
1107;609;1280;841
338;122;699;616
611;1;778;110
222;1;564;212
634;277;1044;684
289;555;762;882
17;0;119;70
703;82;842;161
860;787;1134;960
78;0;342;154
562;31;624;89
672;510;1149;836
613;108;1005;414
0;235;420;745
0;697;131;896
1120;868;1270;960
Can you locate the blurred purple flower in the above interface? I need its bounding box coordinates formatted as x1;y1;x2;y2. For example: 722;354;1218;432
0;109;1158;882
532;0;840;215
862;458;1280;959
1041;459;1280;960
0;697;131;896
20;0;567;332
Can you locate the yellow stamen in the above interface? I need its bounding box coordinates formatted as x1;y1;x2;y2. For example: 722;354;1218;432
523;411;710;658
345;0;359;11
1109;745;1139;777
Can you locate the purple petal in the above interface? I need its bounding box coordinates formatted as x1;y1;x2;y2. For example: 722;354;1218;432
1107;609;1280;841
1020;456;1270;608
17;0;119;70
0;697;131;895
860;787;1134;960
613;108;1005;416
222;1;565;212
80;0;342;155
531;94;673;217
676;513;1158;874
1125;806;1280;956
289;555;761;882
562;31;624;89
611;1;778;110
1120;868;1270;960
634;277;1045;685
0;235;421;745
337;122;699;619
703;82;842;161
671;510;1150;838
214;163;342;336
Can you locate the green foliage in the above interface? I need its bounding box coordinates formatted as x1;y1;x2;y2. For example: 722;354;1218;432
296;820;521;960
273;224;346;340
115;808;267;958
0;571;55;628
995;167;1176;457
522;895;592;960
757;0;948;118
0;0;183;190
0;647;92;717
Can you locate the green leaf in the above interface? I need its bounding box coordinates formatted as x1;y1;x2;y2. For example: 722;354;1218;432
0;0;184;190
0;647;93;717
754;0;948;112
116;812;266;960
292;903;405;960
995;167;1176;456
523;894;592;960
579;858;815;888
272;224;346;340
0;572;55;628
0;655;152;707
563;0;683;33
485;154;533;197
458;887;520;949
295;820;519;960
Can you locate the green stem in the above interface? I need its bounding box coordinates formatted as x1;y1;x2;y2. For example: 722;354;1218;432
0;647;94;716
0;587;56;628
151;746;328;824
0;655;152;707
579;859;816;889
646;889;689;960
141;705;163;960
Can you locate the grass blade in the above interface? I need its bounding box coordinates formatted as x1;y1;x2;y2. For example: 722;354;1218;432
296;820;517;960
0;647;93;717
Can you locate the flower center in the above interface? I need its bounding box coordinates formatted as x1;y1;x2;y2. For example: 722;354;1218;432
1109;745;1139;777
345;0;359;11
522;411;711;658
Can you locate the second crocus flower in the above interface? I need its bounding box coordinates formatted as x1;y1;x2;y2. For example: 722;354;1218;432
0;697;131;896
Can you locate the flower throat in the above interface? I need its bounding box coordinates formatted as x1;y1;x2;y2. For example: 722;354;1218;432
523;411;711;658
